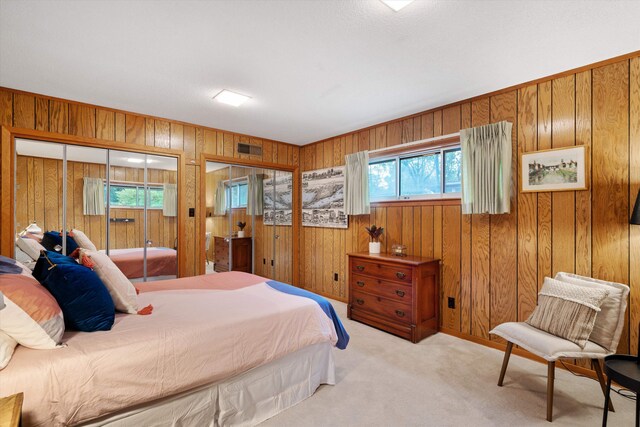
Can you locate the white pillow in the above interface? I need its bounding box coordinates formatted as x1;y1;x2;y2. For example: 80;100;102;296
71;229;97;251
15;236;45;261
79;249;138;314
0;331;17;370
554;272;629;351
0;274;65;349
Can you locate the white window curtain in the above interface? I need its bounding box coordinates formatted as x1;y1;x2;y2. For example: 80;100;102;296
83;177;105;215
344;151;370;215
246;174;264;216
214;181;227;216
162;183;178;217
460;121;513;214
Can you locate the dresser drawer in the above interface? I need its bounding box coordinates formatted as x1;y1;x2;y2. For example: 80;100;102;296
350;259;412;284
351;274;412;302
351;290;412;324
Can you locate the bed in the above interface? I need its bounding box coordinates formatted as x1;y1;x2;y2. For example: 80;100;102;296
0;271;348;426
103;247;177;280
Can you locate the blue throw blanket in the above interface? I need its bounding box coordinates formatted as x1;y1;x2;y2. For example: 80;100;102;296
266;280;349;350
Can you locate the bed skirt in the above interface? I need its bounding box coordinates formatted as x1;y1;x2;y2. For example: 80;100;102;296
80;341;335;427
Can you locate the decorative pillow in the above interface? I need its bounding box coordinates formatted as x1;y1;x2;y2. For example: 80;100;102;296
16;236;46;261
555;272;629;351
70;229;97;252
0;274;65;349
32;250;78;283
526;277;609;348
34;252;114;332
78;249;138;314
41;231;79;254
0;255;31;276
0;331;17;370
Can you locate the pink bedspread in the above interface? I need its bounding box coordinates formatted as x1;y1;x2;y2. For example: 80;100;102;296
0;272;338;426
106;247;177;279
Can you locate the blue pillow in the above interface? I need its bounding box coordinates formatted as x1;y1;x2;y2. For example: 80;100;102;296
35;254;114;332
41;231;79;255
0;255;26;275
33;250;78;283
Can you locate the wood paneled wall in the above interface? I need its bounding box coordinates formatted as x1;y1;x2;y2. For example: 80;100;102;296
299;55;640;358
15;156;178;250
0;87;300;276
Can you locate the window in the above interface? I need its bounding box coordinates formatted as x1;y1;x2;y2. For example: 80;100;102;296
107;184;164;209
227;182;248;208
368;146;461;201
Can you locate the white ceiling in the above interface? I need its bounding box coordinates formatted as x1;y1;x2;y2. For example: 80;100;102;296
1;1;638;146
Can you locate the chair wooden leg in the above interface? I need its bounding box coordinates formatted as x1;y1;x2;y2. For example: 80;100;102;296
547;361;555;422
592;359;615;412
498;342;513;387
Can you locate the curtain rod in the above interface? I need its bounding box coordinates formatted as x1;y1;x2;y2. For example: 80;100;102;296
367;132;461;155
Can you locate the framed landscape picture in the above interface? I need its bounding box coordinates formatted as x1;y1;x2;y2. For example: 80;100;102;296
521;146;588;192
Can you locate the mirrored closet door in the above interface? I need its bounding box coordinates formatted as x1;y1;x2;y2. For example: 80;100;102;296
204;161;293;283
14;138;179;282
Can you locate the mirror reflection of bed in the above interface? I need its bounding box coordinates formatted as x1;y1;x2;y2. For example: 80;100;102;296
14;138;179;283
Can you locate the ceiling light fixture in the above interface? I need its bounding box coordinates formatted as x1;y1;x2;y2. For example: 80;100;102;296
213;89;251;107
126;158;153;164
380;0;415;12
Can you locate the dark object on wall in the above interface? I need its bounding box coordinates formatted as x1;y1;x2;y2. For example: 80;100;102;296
631;189;640;225
237;143;263;156
109;218;135;223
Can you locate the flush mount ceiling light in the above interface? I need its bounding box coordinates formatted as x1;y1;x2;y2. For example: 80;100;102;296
213;89;251;107
380;0;415;11
126;158;153;164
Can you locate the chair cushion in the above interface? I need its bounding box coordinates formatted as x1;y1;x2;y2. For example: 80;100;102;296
490;322;610;361
555;272;629;352
525;277;608;348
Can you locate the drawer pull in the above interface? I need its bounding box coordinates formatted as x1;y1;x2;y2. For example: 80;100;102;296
356;298;365;305
396;272;406;279
395;310;405;317
356;281;365;287
356;265;365;271
395;290;405;297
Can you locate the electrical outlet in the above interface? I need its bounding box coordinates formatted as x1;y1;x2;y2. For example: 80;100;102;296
188;207;195;217
448;297;455;309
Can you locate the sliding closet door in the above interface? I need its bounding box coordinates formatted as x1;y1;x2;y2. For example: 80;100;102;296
273;170;293;284
146;154;179;277
65;145;107;252
204;162;231;274
228;165;253;273
14;139;64;253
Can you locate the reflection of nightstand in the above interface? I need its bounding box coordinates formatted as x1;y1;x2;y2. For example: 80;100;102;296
214;236;252;273
0;392;23;427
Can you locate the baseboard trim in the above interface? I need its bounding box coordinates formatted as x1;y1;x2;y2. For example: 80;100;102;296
438;327;598;380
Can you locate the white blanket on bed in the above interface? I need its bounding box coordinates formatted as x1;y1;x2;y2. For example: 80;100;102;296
0;276;338;426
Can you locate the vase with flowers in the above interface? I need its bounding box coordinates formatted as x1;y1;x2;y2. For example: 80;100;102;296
365;225;383;254
237;221;247;238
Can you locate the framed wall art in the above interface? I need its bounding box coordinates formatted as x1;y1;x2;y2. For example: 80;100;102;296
521;146;588;192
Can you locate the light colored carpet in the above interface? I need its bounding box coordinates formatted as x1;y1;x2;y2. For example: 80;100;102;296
261;300;635;426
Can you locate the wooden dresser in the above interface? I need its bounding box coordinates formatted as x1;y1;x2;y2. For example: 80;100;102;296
347;252;440;343
214;236;252;273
